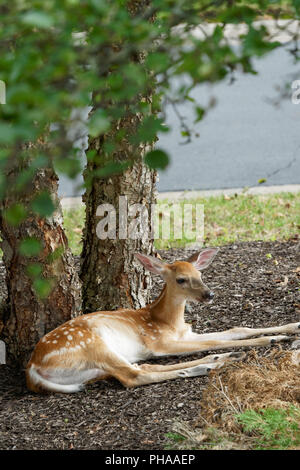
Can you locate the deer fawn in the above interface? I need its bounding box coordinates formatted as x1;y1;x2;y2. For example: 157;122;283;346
26;248;300;393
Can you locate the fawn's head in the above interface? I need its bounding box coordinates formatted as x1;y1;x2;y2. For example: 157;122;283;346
135;248;219;303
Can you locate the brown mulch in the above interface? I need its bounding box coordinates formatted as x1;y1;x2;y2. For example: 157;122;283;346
0;239;300;450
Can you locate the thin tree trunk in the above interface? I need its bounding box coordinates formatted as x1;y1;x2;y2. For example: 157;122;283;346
80;137;157;313
80;0;158;312
0;166;82;367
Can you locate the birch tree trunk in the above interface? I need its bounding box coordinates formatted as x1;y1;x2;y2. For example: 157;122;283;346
0;166;82;367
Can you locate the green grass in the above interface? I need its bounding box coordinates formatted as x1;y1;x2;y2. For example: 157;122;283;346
236;406;300;450
62;192;300;255
63;206;85;256
1;191;297;258
157;191;300;249
164;432;187;449
164;406;300;450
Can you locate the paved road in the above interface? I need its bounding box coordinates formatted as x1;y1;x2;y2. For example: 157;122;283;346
58;43;300;197
158;45;300;192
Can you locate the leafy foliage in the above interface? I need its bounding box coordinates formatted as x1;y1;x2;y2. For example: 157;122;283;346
0;0;299;296
1;0;298;197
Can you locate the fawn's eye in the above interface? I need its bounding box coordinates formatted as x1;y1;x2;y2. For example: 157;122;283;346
176;278;186;285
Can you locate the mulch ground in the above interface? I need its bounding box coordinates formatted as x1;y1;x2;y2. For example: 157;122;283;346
0;239;299;450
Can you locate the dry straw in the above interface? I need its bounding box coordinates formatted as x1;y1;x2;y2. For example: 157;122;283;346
170;347;300;449
198;347;300;433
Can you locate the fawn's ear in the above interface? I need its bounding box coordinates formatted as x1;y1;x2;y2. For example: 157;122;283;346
186;248;219;271
134;253;166;275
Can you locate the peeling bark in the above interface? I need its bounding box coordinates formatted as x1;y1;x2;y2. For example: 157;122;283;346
0;167;82;367
81;0;158;312
81;142;157;312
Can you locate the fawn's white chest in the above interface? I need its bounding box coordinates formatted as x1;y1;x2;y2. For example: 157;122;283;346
96;320;151;364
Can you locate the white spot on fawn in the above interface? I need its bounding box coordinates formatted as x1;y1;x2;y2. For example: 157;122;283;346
67;335;73;341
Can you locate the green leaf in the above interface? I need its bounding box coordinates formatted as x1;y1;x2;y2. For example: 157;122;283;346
33;278;52;298
244;27;280;57
3;204;27;226
31;192;56;217
146;52;169;73
218;6;257;24
90;0;107;12
86;150;97;162
46;246;65;263
95;161;131;178
0;123;17;144
133;117;168;144
26;263;43;278
181;130;190;137
19;238;42;257
144;149;169;170
194;106;205;123
293;0;300;14
15;168;36;191
88;109;111;137
258;178;266;184
53;158;82;178
21;11;55;29
31;154;49;169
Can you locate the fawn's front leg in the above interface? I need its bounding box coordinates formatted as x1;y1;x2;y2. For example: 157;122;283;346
187;322;300;342
154;334;292;357
152;321;300;357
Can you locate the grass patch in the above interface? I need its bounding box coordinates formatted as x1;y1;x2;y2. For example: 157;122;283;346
236;406;300;450
165;406;300;450
164;432;187;449
156;191;300;249
63;206;85;256
164;349;300;450
62;192;300;255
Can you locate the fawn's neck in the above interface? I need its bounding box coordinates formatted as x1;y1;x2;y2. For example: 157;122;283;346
149;284;187;330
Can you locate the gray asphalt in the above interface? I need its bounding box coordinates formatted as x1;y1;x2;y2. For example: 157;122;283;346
157;45;300;192
58;44;300;197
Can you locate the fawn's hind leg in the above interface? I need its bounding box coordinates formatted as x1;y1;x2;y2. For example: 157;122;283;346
139;351;246;373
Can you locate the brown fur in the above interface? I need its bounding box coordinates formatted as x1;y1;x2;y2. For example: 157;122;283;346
26;250;300;393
